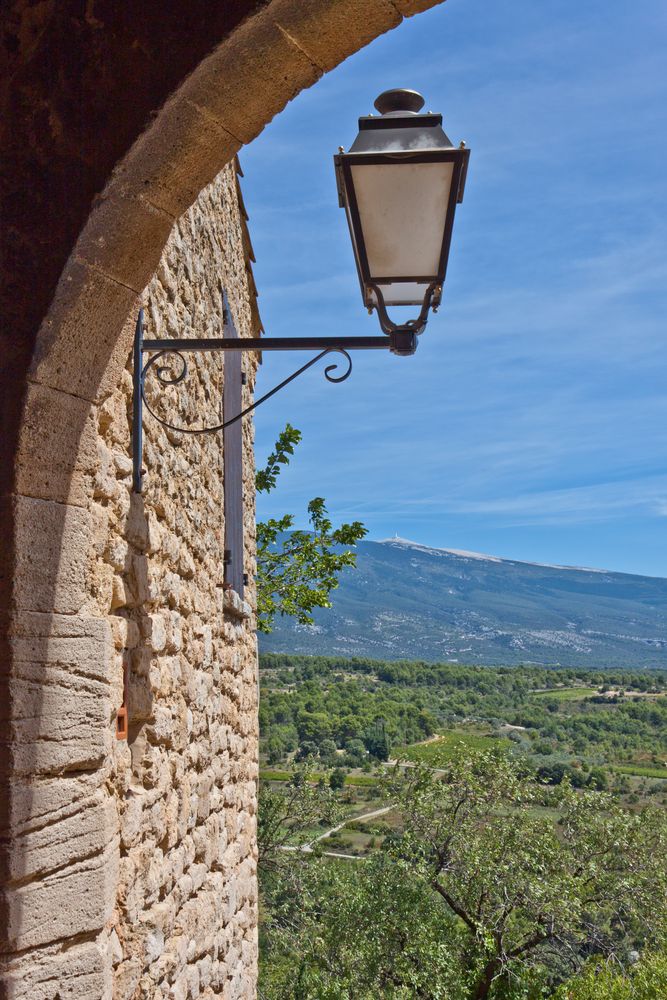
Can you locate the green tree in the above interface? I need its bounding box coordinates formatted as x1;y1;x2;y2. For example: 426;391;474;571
296;710;331;745
295;740;318;762
266;735;286;765
344;737;367;766
366;729;391;762
339;714;365;743
387;750;667;1000
255;424;366;633
587;766;609;791
318;738;338;765
329;767;346;791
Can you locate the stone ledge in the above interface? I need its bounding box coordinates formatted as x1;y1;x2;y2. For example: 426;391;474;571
223;588;252;621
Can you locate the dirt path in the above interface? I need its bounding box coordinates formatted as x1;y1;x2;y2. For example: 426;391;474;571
387;732;444;765
282;803;395;855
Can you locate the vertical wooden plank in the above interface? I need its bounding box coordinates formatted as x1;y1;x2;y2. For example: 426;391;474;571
222;292;245;598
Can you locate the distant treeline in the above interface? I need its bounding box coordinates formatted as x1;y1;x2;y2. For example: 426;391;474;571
260;652;666;690
259;653;667;767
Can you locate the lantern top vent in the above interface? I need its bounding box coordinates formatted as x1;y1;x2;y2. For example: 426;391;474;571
373;88;425;116
349;90;455;153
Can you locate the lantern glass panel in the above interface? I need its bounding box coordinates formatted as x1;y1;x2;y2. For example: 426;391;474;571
350;160;454;280
368;281;431;307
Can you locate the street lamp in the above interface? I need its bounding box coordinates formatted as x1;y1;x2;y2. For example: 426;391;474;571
131;89;470;493
335;89;469;352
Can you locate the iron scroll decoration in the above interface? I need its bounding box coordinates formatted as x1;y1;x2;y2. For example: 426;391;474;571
139;339;353;438
131;306;412;495
132;305;380;493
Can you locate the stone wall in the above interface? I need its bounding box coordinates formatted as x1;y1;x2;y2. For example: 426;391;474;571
1;163;260;997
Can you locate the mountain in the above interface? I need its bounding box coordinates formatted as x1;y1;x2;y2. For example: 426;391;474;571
260;538;667;668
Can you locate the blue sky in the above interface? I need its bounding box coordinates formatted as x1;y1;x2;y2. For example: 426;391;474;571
241;0;667;578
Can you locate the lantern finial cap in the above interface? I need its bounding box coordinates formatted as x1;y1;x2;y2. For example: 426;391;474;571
373;89;425;116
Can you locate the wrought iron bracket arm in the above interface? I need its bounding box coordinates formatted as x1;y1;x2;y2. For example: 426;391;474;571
132;310;419;493
140;332;414;354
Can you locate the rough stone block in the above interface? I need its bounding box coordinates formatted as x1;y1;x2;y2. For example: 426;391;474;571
143;612;167;652
1;613;112;776
0;839;118;952
128;670;154;723
0;771;97;839
2;666;109;775
223;588;252;620
9;496;91;614
182;14;322;146
30;258;138;404
125;494;151;551
112;957;142;1000
75;191;174;298
272;0;401;73
112;97;241;220
0;940;111;1000
7;611;112;676
14;382;98;507
0;782;115;884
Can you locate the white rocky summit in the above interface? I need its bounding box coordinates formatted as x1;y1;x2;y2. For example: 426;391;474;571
378;536;607;573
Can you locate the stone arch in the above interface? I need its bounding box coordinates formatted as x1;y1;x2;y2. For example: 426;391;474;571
5;0;445;649
1;0;445;992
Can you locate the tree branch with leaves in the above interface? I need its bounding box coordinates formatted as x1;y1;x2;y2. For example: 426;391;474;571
255;423;367;633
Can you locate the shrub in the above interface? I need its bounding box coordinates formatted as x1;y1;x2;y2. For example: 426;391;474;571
554;951;667;999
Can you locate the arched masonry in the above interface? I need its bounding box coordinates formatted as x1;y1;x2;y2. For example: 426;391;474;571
0;1;445;995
